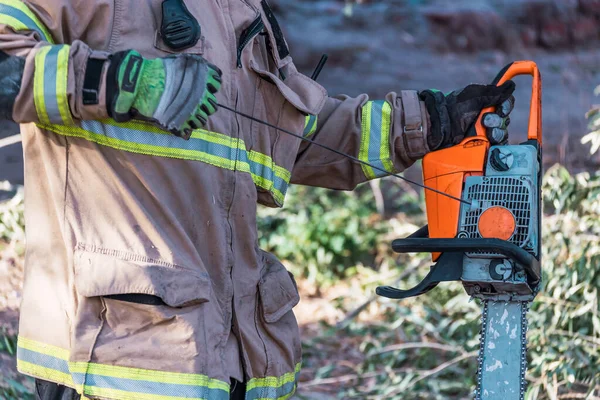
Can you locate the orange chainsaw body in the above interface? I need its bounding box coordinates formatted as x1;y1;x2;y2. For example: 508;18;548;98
422;61;542;261
423;138;488;260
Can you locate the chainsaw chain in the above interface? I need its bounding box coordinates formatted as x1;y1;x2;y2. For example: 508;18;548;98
475;300;531;400
520;301;530;399
475;300;489;400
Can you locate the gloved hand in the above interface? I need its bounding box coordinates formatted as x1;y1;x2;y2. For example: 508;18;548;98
419;81;515;150
106;50;222;139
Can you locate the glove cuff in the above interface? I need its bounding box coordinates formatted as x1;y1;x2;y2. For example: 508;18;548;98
106;50;140;123
418;90;446;150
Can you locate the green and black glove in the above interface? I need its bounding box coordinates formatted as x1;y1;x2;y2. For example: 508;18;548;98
419;81;515;150
107;50;222;139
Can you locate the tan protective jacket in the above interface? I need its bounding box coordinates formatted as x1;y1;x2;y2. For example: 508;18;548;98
1;0;431;398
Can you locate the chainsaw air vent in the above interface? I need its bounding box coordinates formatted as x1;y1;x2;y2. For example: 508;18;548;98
460;176;533;257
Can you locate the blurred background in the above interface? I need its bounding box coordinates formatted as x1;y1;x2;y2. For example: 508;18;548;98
1;0;599;399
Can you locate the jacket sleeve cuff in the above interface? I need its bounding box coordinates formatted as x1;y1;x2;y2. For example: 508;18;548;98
398;90;431;161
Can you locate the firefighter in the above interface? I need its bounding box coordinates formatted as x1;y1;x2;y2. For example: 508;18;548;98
0;0;514;399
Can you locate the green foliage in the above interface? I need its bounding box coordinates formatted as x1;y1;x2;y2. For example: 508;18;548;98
0;329;34;400
0;382;35;400
0;327;17;356
258;185;391;286
581;86;600;154
0;183;25;243
527;164;600;399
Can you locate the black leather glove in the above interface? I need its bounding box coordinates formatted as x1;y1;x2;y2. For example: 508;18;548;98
419;81;516;150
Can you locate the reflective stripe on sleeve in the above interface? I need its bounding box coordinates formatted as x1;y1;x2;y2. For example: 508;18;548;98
303;114;317;138
34;44;74;126
359;100;395;180
0;0;53;43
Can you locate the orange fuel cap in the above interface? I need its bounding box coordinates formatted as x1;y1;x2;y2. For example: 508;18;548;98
478;206;516;240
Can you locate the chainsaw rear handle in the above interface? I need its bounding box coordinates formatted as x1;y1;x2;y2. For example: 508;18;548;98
474;61;542;145
392;237;541;284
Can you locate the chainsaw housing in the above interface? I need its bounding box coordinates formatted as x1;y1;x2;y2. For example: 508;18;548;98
460;143;540;301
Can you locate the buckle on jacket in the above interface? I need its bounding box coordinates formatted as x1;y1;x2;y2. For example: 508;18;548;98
404;124;423;135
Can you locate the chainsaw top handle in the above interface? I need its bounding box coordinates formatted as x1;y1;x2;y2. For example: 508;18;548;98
474;61;542;145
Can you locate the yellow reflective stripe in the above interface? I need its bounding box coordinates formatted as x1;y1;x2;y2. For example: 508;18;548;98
95;119;285;183
246;363;301;391
303;114;317;138
0;14;25;31
56;45;74;125
37;122;290;205
0;0;54;43
17;360;75;387
18;336;70;360
33;44;73;125
359;100;395;180
83;386;212;400
33;45;51;125
39;122;241;170
248;151;291;182
18;337;231;400
69;363;229;390
380;101;395;173
359;102;376;179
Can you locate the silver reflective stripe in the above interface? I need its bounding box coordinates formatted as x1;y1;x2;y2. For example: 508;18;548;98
0;2;50;42
39;120;291;204
43;45;62;124
367;100;388;178
359;100;394;180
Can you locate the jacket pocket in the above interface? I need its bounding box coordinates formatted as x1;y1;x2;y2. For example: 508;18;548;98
70;245;220;376
256;250;302;376
250;61;326;116
74;245;211;307
258;251;300;323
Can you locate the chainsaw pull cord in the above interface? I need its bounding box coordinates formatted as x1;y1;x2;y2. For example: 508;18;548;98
217;103;472;206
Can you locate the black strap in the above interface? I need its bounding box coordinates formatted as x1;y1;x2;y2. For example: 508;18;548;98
82;57;105;105
260;0;289;60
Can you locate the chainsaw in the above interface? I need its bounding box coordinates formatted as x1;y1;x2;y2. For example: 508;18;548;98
377;61;542;400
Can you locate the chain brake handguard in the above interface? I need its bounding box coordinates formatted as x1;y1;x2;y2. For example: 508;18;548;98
376;228;541;300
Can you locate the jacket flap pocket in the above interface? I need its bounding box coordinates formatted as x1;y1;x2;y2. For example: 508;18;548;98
258;251;300;323
250;60;327;116
74;246;211;308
